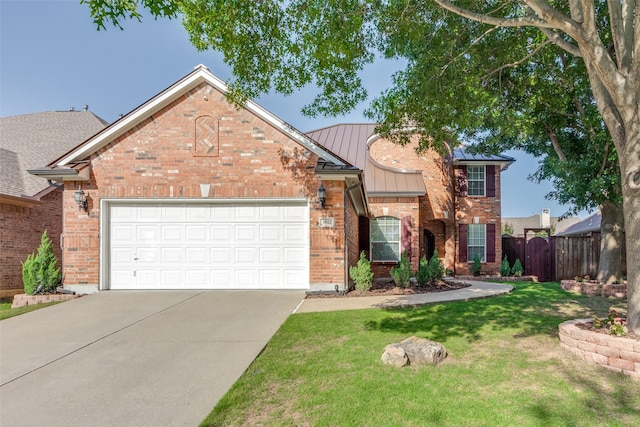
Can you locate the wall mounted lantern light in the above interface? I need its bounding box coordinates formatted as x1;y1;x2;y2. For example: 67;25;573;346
74;186;88;212
317;183;326;208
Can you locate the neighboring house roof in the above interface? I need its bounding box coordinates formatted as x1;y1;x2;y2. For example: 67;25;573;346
306;123;426;196
554;211;601;236
37;65;348;178
0;111;108;200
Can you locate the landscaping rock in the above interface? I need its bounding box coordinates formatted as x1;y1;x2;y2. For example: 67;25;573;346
381;336;447;367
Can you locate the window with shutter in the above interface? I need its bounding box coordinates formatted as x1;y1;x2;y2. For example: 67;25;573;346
370;216;401;262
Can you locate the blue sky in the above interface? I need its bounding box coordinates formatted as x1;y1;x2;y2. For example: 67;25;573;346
1;0;590;218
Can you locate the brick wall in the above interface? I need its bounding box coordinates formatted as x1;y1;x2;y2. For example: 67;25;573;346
61;82;345;290
368;196;421;278
368;137;457;276
454;165;503;275
0;188;63;297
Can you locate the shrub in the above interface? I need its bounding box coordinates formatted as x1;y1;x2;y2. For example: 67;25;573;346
22;230;61;295
593;308;627;336
415;255;430;286
511;259;524;277
471;254;482;276
427;250;444;285
500;256;511;277
349;251;374;291
390;251;412;288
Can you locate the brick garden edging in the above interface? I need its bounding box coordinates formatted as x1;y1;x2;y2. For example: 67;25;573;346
11;293;80;309
558;319;640;379
560;280;627;298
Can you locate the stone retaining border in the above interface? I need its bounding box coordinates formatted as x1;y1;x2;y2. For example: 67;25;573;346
558;319;640;379
560;280;627;298
11;293;80;309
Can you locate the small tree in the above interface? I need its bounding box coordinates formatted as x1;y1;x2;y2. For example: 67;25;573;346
512;259;524;277
471;254;482;277
349;251;374;291
427;250;444;286
416;255;430;287
390;251;412;288
22;230;61;295
500;256;511;277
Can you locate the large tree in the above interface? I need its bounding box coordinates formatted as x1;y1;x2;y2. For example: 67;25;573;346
369;5;624;283
83;0;640;333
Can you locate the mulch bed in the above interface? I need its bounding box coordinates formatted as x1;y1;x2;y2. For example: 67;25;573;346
575;320;640;341
306;279;471;299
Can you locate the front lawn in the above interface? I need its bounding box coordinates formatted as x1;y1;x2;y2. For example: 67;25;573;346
0;298;61;321
202;282;640;426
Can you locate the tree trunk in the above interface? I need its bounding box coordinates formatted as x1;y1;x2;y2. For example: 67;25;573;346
620;120;640;334
596;201;624;284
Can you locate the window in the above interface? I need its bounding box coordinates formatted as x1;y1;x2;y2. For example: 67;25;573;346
467;165;485;196
371;216;400;262
467;224;486;262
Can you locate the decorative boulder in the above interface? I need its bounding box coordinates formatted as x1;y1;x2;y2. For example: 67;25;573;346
381;336;447;367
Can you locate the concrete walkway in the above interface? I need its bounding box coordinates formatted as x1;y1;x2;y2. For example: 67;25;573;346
294;280;513;313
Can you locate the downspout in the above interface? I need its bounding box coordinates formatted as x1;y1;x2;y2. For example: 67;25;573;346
344;182;363;292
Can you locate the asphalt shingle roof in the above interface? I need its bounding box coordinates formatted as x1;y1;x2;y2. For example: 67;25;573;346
0;111;108;197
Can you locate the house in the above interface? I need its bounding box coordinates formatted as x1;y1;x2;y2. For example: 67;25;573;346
502;209;582;238
553;210;601;237
29;65;513;294
0;110;108;297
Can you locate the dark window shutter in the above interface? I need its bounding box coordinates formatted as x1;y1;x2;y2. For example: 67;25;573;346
358;216;370;259
486;165;496;197
401;216;412;257
459;224;468;262
457;166;468;197
486;223;496;262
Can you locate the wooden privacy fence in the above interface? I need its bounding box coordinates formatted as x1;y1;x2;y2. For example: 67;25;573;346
502;232;627;282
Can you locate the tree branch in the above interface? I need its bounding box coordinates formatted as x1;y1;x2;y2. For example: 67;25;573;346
545;126;567;161
538;27;583;56
439;26;498;76
482;40;552;80
433;0;555;28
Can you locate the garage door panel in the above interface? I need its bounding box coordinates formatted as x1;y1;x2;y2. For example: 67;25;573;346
235;247;257;263
186;225;208;241
235;270;258;288
185;247;208;264
211;225;232;241
161;247;184;264
284;225;306;242
161;225;183;241
186;270;209;288
161;270;183;287
109;201;309;290
235;225;256;241
260;247;281;263
211;248;232;264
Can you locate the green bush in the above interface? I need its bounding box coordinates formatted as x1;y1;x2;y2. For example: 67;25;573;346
349;251;374;291
416;255;429;286
427;250;444;285
511;258;524;277
471;254;482;276
500;255;511;276
390;251;412;288
22;230;61;295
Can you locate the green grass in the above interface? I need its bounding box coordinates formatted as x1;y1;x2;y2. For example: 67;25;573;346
201;282;639;426
0;298;62;320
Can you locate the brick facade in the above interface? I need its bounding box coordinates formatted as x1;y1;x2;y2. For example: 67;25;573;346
61;82;349;291
0;188;63;297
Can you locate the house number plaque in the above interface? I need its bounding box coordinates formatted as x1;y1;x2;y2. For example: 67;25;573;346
318;217;335;228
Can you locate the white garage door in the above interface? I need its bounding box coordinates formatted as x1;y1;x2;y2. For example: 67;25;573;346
108;201;309;290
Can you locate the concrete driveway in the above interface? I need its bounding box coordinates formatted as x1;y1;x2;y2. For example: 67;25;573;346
0;290;305;427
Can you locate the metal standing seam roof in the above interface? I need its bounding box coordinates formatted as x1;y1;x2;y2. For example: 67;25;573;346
554;211;602;236
0;111;108;198
306;123;426;196
453;147;516;165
